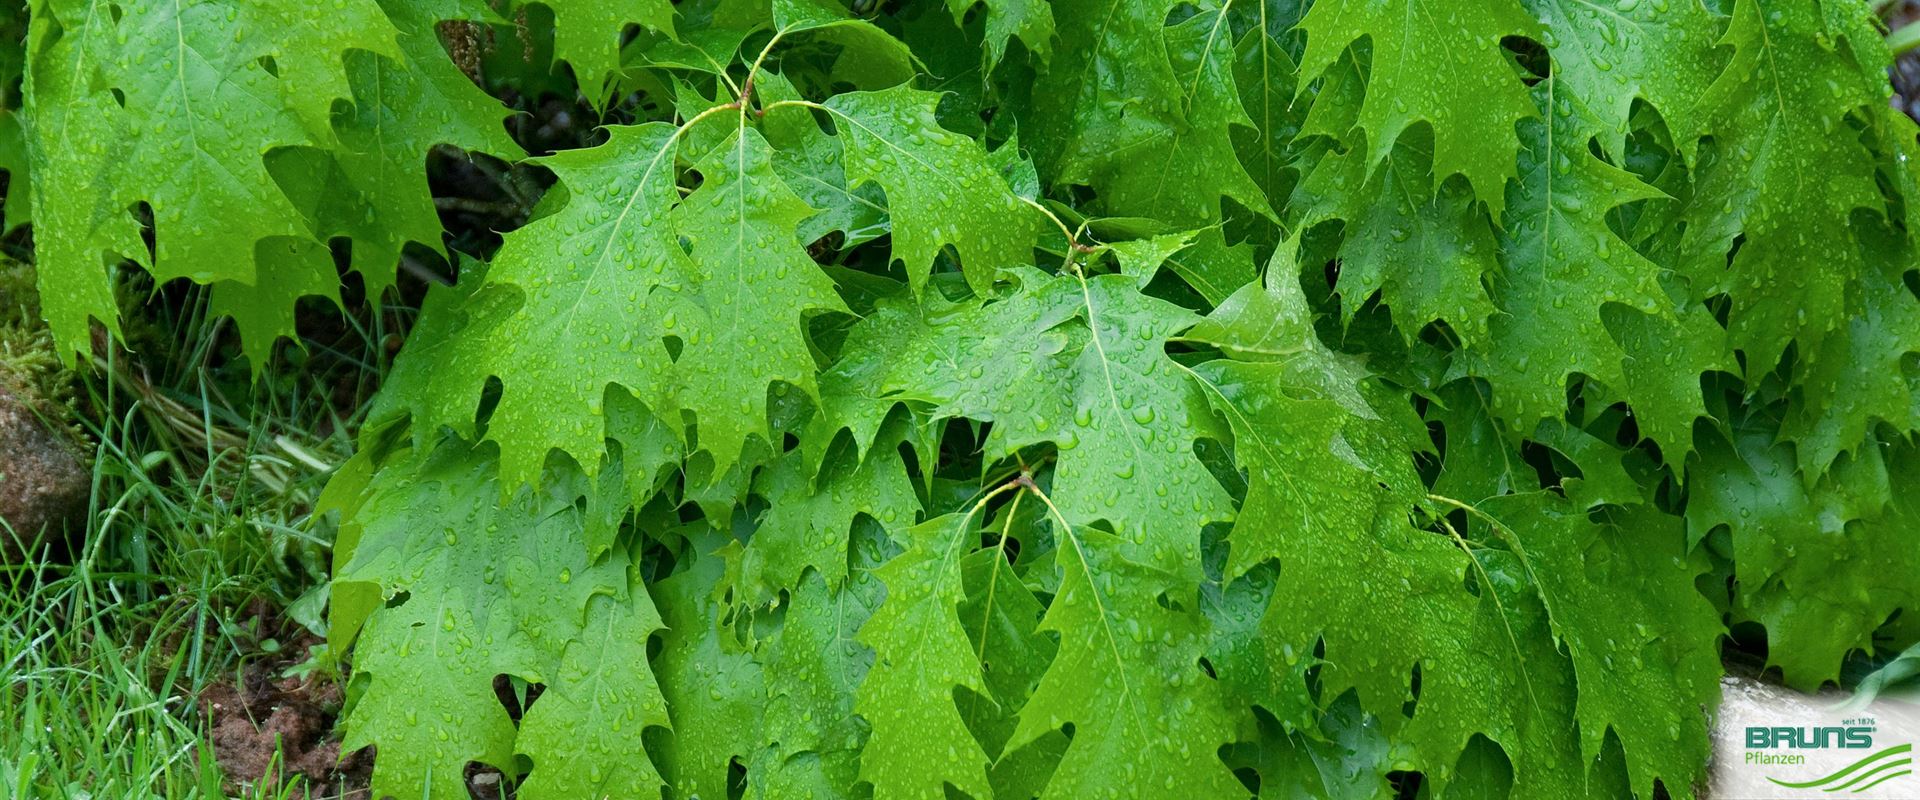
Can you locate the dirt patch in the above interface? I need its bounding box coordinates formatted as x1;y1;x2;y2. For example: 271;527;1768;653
201;633;370;799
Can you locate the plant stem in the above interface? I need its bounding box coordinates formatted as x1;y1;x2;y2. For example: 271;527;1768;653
974;490;1024;662
1432;512;1542;716
739;29;788;115
1890;18;1920;55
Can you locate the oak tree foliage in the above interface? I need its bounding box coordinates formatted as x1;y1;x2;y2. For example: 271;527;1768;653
11;0;1920;796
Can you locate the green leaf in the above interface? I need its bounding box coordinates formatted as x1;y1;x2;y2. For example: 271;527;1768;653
332;439;662;800
1106;227;1256;308
652;531;767;800
220;2;522;366
0;111;30;233
1201;556;1295;727
1295;44;1365;149
772;0;916;87
823;84;1042;293
400;123;686;484
326;6;524;291
1847;640;1920;710
235;0;403;131
1297;0;1538;215
1161;228;1259;307
738;429;919;599
1231;1;1310;217
1475;495;1722;798
1426;380;1532;503
1688;425;1920;689
1221;693;1392;799
538;0;678;103
24;0;499;361
1462;82;1728;465
110;0;396;278
1029;0;1271;226
750;565;880;799
1293;134;1500;343
1185;270;1426;579
1518;0;1721;158
1679;0;1885;376
1525;419;1642;509
1780;228;1920;477
1006;526;1244;798
844;270;1235;580
1591;302;1733;469
855;513;995;800
1124;4;1276;225
64;2;310;283
667;127;849;475
1108;230;1198;290
957;536;1063;798
760;72;890;248
948;0;1054;68
207;239;343;370
1257;507;1588;795
516;580;674;800
392;122;843;486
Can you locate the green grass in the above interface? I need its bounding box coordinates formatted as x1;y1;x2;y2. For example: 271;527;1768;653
1;287;400;800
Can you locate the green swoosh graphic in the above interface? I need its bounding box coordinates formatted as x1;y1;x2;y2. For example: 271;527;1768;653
1828;758;1912;792
1768;744;1912;789
1854;770;1913;793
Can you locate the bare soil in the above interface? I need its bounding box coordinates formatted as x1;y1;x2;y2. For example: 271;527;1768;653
200;631;372;799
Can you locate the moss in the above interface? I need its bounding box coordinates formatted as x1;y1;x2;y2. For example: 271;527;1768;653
1;259;87;452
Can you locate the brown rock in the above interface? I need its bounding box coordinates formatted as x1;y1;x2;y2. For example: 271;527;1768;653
0;382;88;558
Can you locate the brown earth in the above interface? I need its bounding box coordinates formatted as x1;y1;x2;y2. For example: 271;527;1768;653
200;631;372;799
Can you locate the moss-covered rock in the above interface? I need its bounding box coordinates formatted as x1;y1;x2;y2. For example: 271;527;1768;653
0;259;88;555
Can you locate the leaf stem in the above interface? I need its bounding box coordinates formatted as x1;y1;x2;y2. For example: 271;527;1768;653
1425;492;1552;619
1015;475;1137;725
974;490;1024;663
677;100;743;137
759;98;825;115
705;54;744;98
1890;18;1920;55
964;475;1024;522
740;29;788;116
1016;196;1100;262
1431;512;1543;717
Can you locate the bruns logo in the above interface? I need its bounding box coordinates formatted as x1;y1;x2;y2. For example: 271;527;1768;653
1747;727;1877;749
1743;719;1912;794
